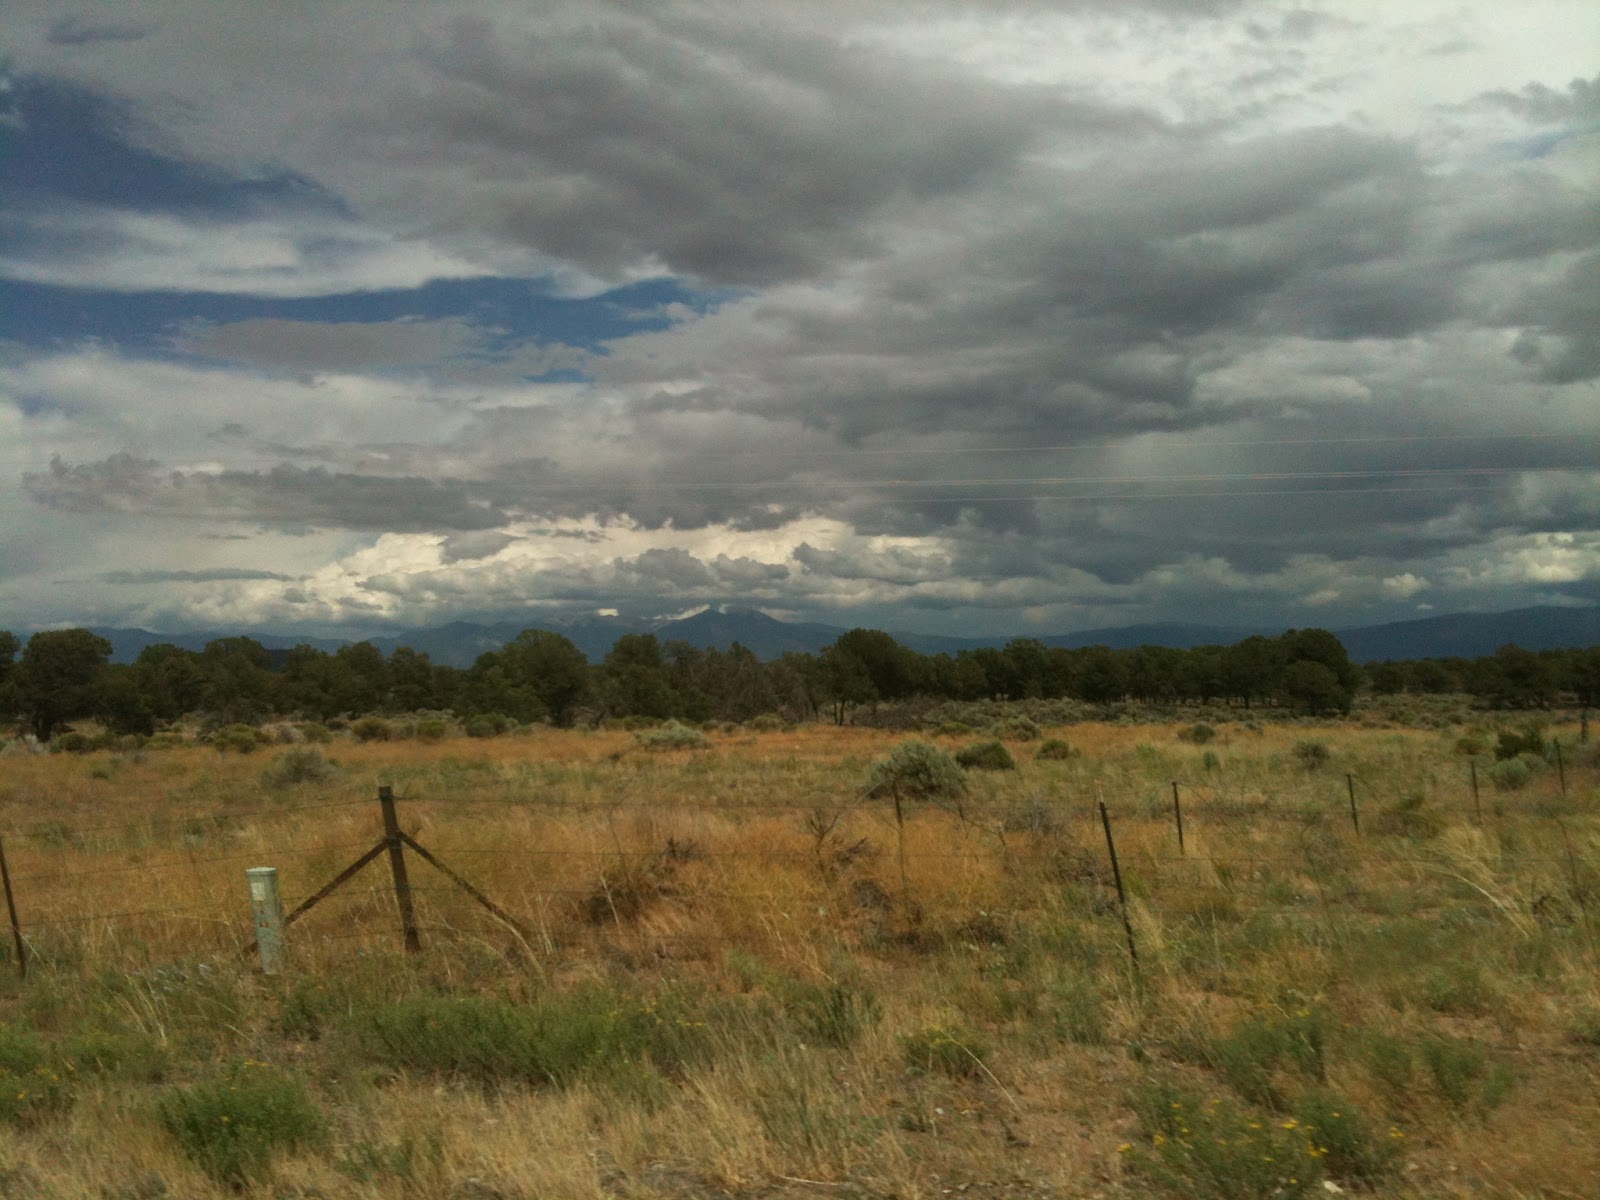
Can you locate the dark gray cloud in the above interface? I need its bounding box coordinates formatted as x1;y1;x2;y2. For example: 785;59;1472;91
351;8;1149;285
24;454;508;532
98;567;297;584
46;16;155;46
2;1;1597;634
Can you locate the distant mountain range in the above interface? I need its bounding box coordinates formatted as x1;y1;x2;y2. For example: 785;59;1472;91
73;604;1600;668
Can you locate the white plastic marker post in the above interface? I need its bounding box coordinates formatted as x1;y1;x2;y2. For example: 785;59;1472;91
246;867;286;974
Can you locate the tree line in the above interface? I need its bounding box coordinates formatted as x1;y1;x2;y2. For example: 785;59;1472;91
1;625;1596;742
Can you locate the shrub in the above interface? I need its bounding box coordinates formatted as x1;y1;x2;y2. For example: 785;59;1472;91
49;731;95;754
1489;755;1539;791
297;722;333;744
350;716;393;743
635;720;712;750
464;713;514;738
1180;723;1217;745
930;721;973;737
989;715;1042;741
1035;738;1078;760
147;732;186;749
212;725;259;754
413;718;450;742
1494;726;1543;761
901;1024;988;1078
867;740;967;803
1292;740;1330;770
158;1061;324;1187
746;713;790;732
955;739;1016;771
260;747;337;788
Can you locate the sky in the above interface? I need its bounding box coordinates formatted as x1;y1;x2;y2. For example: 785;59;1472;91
1;0;1597;640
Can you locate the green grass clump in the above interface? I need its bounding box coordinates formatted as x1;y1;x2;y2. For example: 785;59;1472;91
955;739;1016;771
0;1023;73;1127
1035;737;1078;760
353;987;715;1087
901;1024;988;1077
1125;1081;1326;1200
779;979;881;1049
1290;1090;1402;1188
158;1060;324;1186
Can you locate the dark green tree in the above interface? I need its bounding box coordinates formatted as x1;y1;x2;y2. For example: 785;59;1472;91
600;633;676;719
13;628;114;740
498;629;591;726
0;630;19;722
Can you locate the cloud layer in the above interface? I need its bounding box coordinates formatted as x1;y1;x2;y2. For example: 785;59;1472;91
1;0;1597;636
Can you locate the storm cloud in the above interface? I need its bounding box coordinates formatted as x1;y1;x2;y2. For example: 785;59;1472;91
0;0;1596;636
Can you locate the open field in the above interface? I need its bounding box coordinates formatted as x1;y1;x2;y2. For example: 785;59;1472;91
0;713;1597;1199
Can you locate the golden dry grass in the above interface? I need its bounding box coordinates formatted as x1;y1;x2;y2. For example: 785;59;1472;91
0;714;1595;1198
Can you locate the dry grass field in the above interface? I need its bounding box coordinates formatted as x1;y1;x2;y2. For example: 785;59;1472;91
0;711;1596;1199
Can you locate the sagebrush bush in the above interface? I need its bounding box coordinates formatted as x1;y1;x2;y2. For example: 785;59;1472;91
350;716;393;743
465;713;514;738
955;739;1016;771
867;740;967;802
635;720;712;750
1494;726;1543;761
1292;740;1330;769
158;1060;324;1187
989;714;1042;741
1489;755;1540;791
212;724;259;754
260;747;337;788
413;717;450;742
1180;723;1217;745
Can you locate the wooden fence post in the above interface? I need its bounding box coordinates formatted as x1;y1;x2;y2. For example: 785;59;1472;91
1171;781;1185;854
1346;773;1361;836
246;867;286;974
379;787;422;953
0;836;27;979
1470;759;1481;824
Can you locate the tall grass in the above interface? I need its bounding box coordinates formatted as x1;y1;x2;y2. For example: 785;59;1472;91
0;710;1592;1196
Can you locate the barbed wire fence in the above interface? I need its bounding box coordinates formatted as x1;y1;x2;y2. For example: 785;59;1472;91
0;752;1592;994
